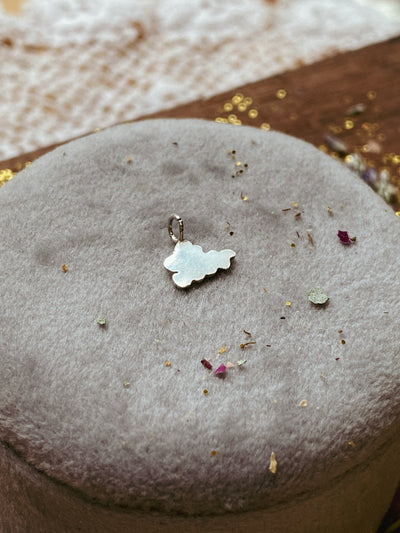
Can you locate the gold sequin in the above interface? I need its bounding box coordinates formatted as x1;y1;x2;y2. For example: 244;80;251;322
232;93;244;105
248;108;258;119
276;89;287;99
260;123;271;131
344;120;354;130
367;90;377;100
224;102;233;112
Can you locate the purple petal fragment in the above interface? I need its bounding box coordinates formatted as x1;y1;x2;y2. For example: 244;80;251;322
337;230;351;245
213;364;226;377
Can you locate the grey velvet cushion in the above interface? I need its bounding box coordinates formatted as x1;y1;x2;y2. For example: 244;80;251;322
0;119;399;533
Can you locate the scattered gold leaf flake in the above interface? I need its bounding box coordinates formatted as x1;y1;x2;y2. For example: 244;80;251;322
348;440;356;448
269;452;277;474
218;345;226;355
0;168;14;187
286;301;291;307
299;399;308;407
62;264;68;273
241;193;248;201
165;361;171;367
123;380;131;389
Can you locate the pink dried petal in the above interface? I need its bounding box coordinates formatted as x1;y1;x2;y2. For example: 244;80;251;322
213;364;226;376
337;230;351;244
201;359;213;370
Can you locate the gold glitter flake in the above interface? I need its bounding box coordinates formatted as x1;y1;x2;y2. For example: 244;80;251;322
218;345;226;355
269;452;277;474
299;399;308;407
0;169;14;187
276;89;287;99
123;380;131;389
165;361;172;367
348;440;357;448
286;301;291;307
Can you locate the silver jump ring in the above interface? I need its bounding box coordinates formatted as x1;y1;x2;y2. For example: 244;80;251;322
168;214;184;244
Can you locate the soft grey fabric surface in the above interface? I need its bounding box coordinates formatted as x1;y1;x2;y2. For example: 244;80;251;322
0;119;399;529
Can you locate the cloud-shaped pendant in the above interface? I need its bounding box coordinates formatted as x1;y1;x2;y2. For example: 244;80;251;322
164;214;236;288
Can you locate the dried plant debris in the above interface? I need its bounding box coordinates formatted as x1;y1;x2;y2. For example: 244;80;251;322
269;452;277;474
308;287;329;305
201;359;213;370
337;230;356;244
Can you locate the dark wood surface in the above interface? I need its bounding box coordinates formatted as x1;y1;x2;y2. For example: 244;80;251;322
1;36;399;532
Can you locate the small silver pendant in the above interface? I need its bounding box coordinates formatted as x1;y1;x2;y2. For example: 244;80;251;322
164;214;236;288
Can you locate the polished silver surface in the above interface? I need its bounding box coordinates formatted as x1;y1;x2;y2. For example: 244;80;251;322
164;214;236;288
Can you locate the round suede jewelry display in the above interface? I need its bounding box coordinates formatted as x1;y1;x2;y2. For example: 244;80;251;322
0;119;399;533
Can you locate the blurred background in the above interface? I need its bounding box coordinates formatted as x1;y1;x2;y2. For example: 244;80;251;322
0;0;399;161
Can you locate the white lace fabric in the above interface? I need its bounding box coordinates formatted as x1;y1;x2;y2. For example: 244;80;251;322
0;0;399;160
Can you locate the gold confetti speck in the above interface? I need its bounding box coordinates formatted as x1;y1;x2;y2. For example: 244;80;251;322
276;89;286;99
62;264;68;273
123;381;131;389
165;361;171;367
269;452;277;474
218;345;226;355
286;301;291;307
299;399;308;407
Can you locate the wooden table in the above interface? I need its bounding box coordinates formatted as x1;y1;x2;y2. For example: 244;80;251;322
1;36;399;532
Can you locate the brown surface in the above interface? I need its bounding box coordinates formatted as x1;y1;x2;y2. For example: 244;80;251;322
1;35;400;531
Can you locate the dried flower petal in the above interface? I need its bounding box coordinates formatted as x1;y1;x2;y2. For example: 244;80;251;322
201;359;213;370
237;359;247;366
214;364;226;376
96;317;106;326
337;230;351;244
308;287;329;305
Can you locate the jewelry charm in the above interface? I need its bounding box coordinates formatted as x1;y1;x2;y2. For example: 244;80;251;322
164;214;236;288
